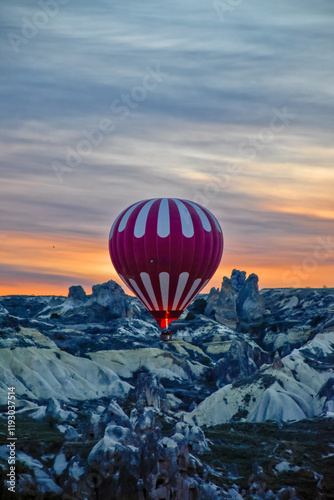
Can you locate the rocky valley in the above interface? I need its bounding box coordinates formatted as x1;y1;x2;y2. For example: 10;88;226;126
0;271;333;499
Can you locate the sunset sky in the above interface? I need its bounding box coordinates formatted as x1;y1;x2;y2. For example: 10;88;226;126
1;0;333;296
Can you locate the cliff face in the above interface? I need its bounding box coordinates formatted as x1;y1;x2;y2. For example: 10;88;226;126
0;274;333;499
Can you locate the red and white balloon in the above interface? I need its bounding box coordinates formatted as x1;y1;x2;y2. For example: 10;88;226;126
109;198;223;328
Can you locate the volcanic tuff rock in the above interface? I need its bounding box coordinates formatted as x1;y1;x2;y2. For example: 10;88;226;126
203;270;266;339
205;278;237;323
182;331;334;427
85;405;215;500
204;269;246;324
261;287;334;354
135;371;170;412
236;273;266;337
67;285;87;301
0;276;334;498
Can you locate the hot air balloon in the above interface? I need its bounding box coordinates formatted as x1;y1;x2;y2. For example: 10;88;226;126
109;198;223;338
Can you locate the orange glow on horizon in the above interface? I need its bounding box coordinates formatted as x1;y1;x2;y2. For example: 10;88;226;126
0;230;333;297
0;231;117;296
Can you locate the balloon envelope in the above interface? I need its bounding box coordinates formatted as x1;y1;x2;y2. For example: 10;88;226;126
109;198;223;328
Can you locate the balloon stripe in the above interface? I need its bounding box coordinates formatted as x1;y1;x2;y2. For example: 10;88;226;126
134;199;157;238
204;210;223;281
179;278;202;310
181;279;210;311
159;272;170;310
109;211;124;239
118;274;138;297
187;201;211;231
181;200;206;302
202;206;222;233
129;278;152;310
157;198;170;238
118;274;128;286
172;199;194;238
194;278;210;298
118;201;144;232
172;272;189;310
140;272;159;309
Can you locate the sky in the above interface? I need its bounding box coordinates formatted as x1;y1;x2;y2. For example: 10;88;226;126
0;0;333;296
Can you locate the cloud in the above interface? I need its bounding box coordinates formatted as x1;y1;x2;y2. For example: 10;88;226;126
0;0;333;292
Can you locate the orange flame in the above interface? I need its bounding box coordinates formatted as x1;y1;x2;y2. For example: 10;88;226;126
165;311;170;329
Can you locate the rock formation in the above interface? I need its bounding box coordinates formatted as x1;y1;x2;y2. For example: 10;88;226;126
0;277;333;498
204;269;246;324
68;285;87;301
236;273;266;338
